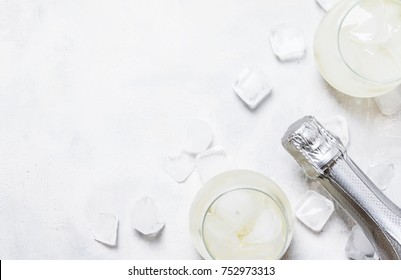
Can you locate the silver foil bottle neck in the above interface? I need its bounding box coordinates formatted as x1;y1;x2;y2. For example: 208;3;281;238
281;116;346;178
282;115;401;259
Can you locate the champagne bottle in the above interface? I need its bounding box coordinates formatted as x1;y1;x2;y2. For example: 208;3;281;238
282;116;401;260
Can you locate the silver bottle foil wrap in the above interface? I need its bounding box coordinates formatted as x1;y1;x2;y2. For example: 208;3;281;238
282;116;401;260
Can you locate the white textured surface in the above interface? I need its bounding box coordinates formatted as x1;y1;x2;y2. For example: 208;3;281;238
1;0;401;259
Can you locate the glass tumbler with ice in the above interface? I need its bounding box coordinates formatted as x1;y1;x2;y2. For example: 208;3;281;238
189;170;294;260
314;0;401;97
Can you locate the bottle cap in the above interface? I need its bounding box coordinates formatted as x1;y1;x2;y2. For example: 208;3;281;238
281;116;346;178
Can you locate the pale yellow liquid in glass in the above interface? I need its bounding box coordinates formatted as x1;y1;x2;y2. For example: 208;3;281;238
202;188;288;259
314;0;401;97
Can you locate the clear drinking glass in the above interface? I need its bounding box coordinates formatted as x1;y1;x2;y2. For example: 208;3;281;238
314;0;401;97
189;170;294;260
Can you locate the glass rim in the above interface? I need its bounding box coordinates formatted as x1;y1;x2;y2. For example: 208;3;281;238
200;187;290;260
337;0;401;85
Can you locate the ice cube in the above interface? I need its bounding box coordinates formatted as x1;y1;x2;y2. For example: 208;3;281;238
295;190;335;232
375;86;401;116
316;0;342;12
345;0;391;45
164;152;196;183
322;115;350;146
202;214;241;259
236;240;283;260
270;21;306;61
242;205;283;244
367;163;395;191
345;225;378;260
211;189;262;233
204;191;286;260
183;119;213;154
232;68;272;110
90;213;118;246
196;147;235;182
131;196;165;236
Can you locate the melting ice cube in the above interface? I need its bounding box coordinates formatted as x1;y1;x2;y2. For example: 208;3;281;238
367;163;395;191
183;119;213;154
295;190;335;232
202;214;241;259
322;115;350;146
90;213;118;246
375;86;401;116
270;21;306;61
345;225;378;260
205;189;286;259
164;152;196;183
232;68;272;110
316;0;342;12
242;205;283;244
196;147;235;182
211;189;262;234
131;196;165;236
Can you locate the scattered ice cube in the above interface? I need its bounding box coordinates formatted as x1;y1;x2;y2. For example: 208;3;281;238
90;213;118;246
164;152;196;183
375;86;401;116
345;225;378;260
232;68;272;110
367;163;395;191
322;115;350;146
183;119;213;154
296;190;335;232
270;21;306;61
196;146;235;182
131;196;165;236
316;0;342;12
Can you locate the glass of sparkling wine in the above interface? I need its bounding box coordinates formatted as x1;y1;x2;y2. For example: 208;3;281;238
314;0;401;97
189;170;294;260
